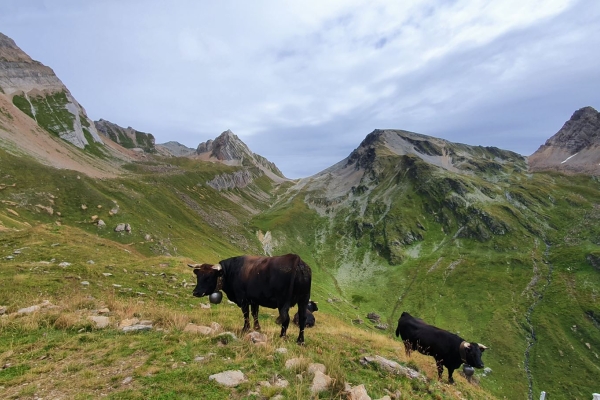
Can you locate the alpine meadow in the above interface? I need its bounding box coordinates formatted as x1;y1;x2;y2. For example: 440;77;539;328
1;30;600;400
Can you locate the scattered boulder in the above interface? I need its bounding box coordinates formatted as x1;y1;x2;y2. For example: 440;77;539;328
59;262;71;267
114;223;126;232
183;323;214;335
375;323;388;330
209;370;247;387
275;348;288;354
88;316;110;328
360;356;425;381
200;303;211;309
125;223;132;233
347;384;371;400
310;370;332;393
98;308;110;314
97;220;106;228
122;376;133;385
245;331;267;344
7;208;19;216
119;318;140;328
81;204;87;210
308;363;326;375
0;306;6;315
367;313;381;323
80;281;90;286
122;323;152;332
144;234;152;241
110;207;119;215
17;300;54;315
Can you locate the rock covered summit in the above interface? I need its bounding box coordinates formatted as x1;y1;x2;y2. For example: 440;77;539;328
528;106;600;174
0;32;103;148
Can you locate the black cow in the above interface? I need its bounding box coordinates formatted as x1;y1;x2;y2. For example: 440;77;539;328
395;312;487;383
189;254;312;344
287;300;318;327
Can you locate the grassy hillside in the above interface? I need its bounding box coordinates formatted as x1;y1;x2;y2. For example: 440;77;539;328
0;150;494;399
253;153;600;399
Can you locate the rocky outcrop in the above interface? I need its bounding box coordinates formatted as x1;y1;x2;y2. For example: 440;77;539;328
206;170;253;190
94;119;155;153
529;106;600;175
0;32;103;148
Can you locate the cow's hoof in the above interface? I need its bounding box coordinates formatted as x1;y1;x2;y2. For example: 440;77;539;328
296;341;305;346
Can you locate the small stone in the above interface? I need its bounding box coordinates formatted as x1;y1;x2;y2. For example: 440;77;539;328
91;215;98;221
200;303;211;309
144;234;151;241
0;306;6;315
275;347;288;354
102;273;113;277
81;281;90;286
97;220;106;227
245;331;267;344
210;322;221;332
586;343;591;349
81;204;87;210
7;208;19;216
87;260;95;264
97;205;102;209
59;262;71;267
98;308;110;314
122;376;133;385
114;223;126;232
17;305;40;314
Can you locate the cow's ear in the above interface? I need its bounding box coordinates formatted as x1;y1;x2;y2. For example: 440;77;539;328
212;264;222;271
188;264;200;269
478;344;488;352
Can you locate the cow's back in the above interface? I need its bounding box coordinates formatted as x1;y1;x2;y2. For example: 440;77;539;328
221;254;311;309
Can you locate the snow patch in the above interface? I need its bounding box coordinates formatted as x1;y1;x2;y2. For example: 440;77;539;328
560;153;578;164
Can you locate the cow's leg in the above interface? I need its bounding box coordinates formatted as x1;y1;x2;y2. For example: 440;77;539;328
296;295;310;345
241;301;251;332
251;303;261;331
277;304;291;339
403;341;413;357
436;359;444;381
447;367;455;384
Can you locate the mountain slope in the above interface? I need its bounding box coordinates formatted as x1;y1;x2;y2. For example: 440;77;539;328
529;106;600;174
254;128;600;400
0;32;103;149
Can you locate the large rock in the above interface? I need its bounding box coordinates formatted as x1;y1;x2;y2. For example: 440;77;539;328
183;324;213;335
347;384;371;400
310;370;332;393
209;370;247;387
88;316;110;328
360;355;426;381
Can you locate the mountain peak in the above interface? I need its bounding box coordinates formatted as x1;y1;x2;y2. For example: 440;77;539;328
529;106;600;174
196;130;286;180
0;31;103;149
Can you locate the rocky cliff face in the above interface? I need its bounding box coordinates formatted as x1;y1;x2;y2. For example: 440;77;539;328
94;119;155;153
196;130;286;181
0;32;103;148
528;106;600;174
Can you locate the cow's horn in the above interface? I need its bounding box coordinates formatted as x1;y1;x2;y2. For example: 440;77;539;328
463;342;471;348
212;264;222;271
478;343;488;350
188;264;201;269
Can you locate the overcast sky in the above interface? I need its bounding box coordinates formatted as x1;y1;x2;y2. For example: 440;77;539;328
1;0;599;178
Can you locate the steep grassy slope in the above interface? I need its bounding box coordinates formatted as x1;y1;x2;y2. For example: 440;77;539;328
0;150;493;399
253;151;600;399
